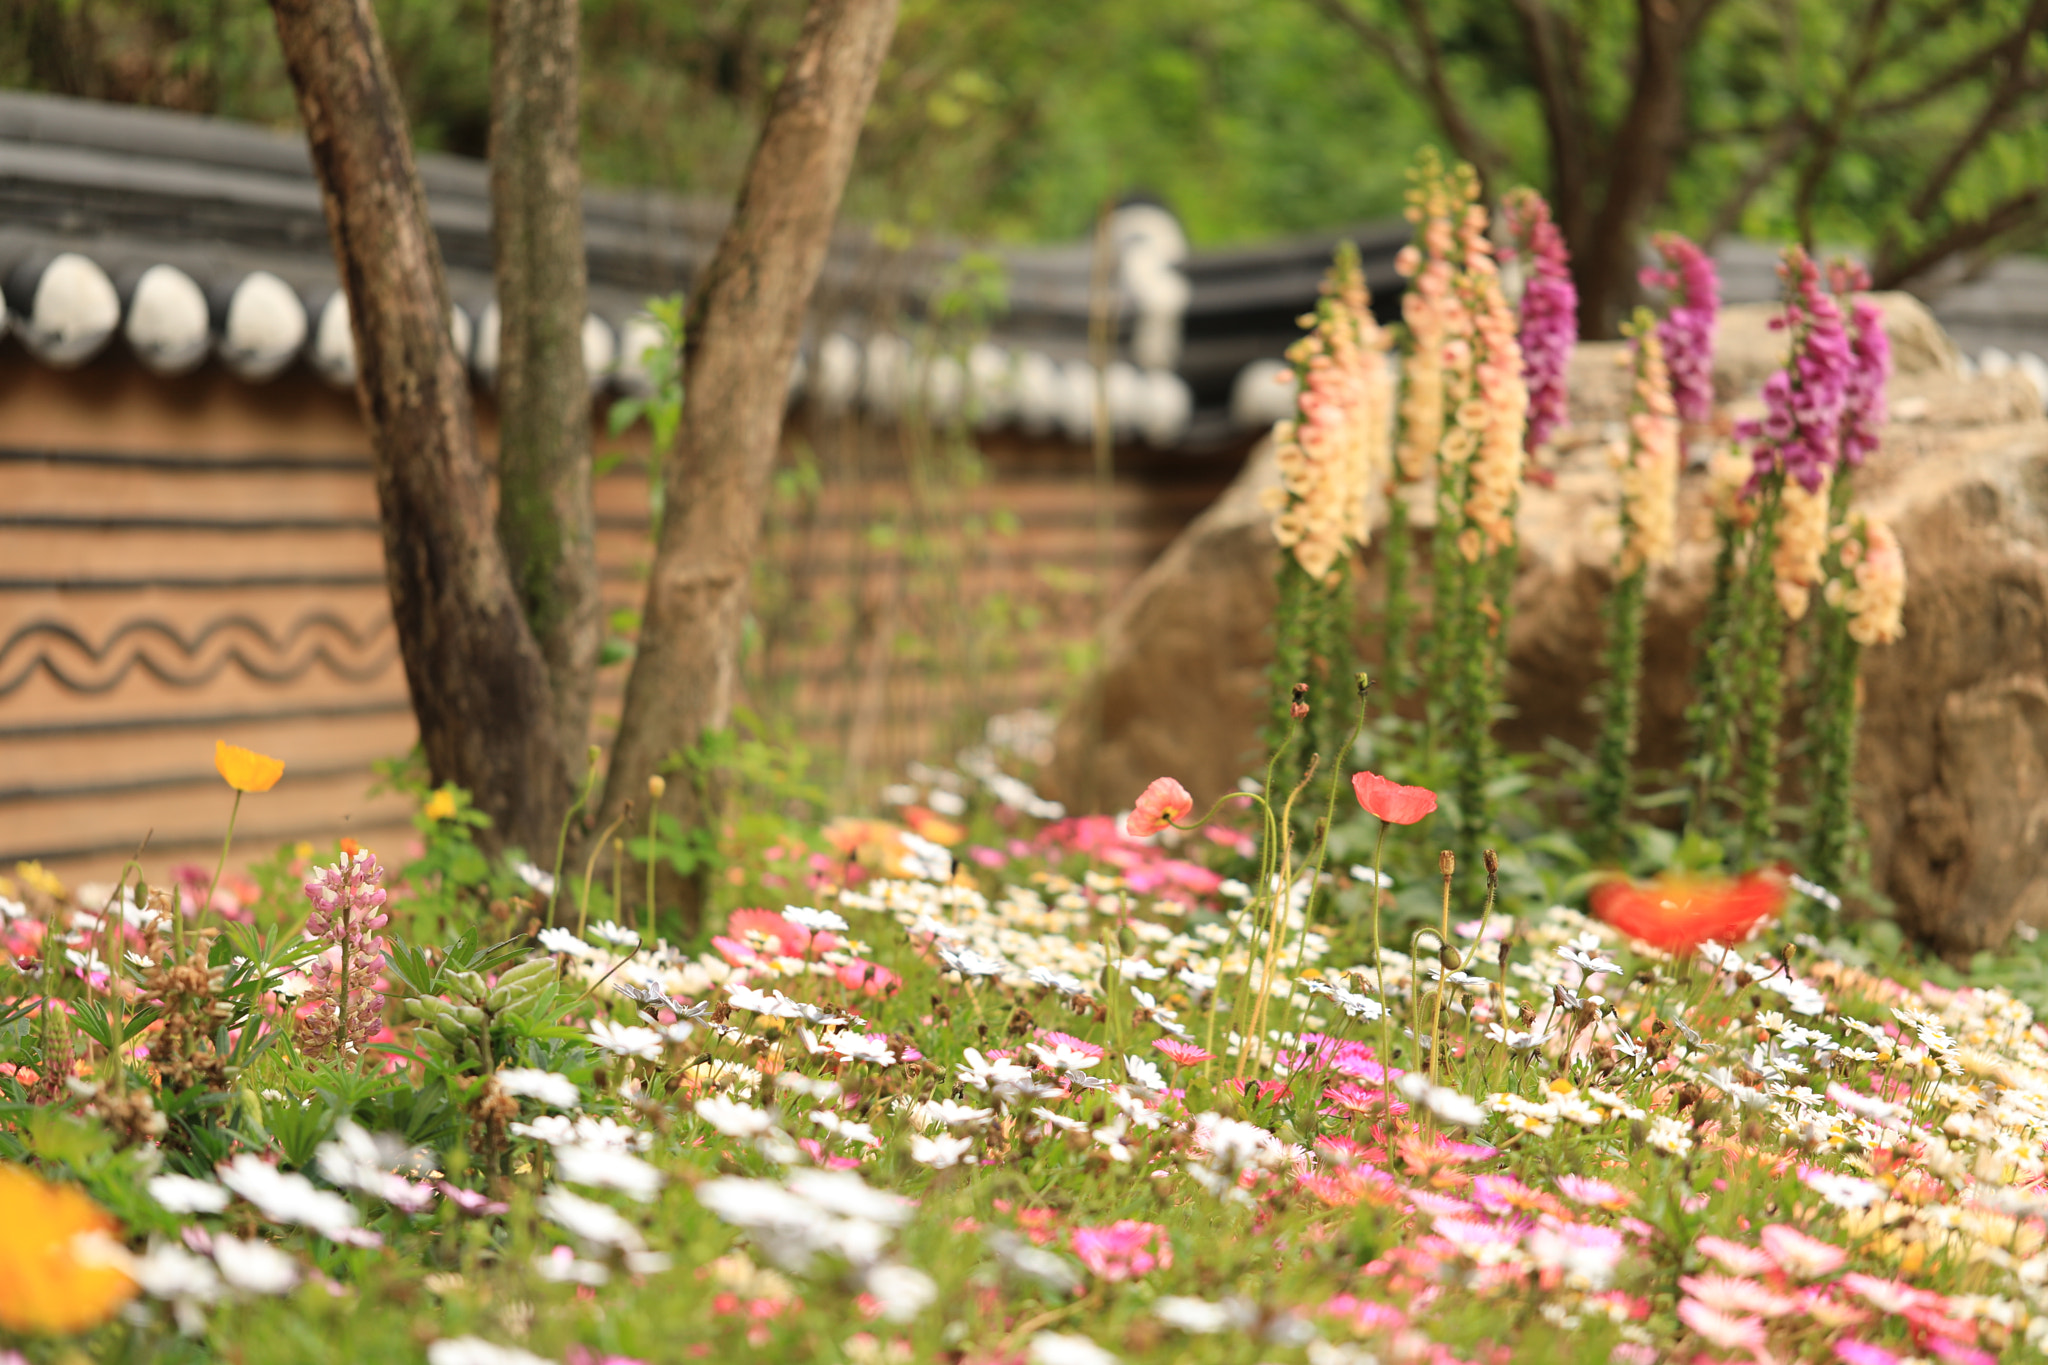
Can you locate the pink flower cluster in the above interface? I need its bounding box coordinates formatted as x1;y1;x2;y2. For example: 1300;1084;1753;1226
1503;188;1576;452
299;849;389;1058
1744;246;1853;492
1069;1219;1172;1281
1841;291;1892;468
1639;233;1719;428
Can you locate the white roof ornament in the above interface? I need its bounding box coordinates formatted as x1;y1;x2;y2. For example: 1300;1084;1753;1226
1012;351;1060;437
1230;358;1299;430
449;304;474;369
1056;359;1099;443
613;313;665;399
1105;361;1146;441
309;291;356;389
812;333;862;416
1139;370;1193;449
924;352;966;424
217;271;306;381
122;264;210;376
10;253;121;368
472;302;501;387
1109;203;1191;373
967;343;1015;430
862;332;912;418
581;314;616;392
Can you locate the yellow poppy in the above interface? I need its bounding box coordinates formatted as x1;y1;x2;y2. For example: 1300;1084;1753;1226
422;788;459;822
0;1163;137;1334
214;741;286;793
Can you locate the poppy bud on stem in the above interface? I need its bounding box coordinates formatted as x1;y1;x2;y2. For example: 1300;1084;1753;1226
1429;850;1455;1090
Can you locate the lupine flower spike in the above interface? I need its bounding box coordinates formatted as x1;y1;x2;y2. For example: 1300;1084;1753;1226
300;849;391;1061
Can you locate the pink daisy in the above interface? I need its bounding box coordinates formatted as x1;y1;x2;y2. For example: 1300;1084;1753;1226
1152;1039;1212;1066
1759;1222;1848;1279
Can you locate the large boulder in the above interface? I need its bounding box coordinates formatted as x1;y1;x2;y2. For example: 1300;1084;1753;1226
1048;295;2048;954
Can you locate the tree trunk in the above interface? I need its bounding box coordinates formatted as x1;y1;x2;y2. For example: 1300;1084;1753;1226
270;0;573;856
490;0;601;767
1571;0;1695;338
599;0;901;923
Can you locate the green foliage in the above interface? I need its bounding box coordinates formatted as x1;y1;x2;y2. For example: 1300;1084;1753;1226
604;292;686;535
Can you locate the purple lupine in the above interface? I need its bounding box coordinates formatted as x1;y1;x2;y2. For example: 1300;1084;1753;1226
1639;233;1719;428
1504;188;1577;451
1740;247;1852;493
300;849;390;1058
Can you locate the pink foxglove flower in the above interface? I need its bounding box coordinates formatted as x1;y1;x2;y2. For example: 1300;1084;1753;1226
1504;188;1577;452
1640;233;1720;428
299;849;389;1059
1841;289;1891;468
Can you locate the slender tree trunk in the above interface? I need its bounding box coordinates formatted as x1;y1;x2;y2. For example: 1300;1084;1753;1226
599;0;901;923
270;0;573;855
1572;0;1697;337
490;0;601;765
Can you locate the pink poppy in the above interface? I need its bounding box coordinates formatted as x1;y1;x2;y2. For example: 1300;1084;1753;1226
1126;777;1194;837
1351;772;1438;825
835;958;901;997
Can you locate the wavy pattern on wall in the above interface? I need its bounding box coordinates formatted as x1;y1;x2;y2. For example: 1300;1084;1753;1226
0;613;399;696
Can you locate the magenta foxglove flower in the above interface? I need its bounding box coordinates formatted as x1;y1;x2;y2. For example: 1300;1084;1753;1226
1639;233;1720;428
1739;246;1852;493
1504;188;1577;451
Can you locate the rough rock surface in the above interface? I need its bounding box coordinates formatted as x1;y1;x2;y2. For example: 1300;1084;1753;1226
1048;295;2048;954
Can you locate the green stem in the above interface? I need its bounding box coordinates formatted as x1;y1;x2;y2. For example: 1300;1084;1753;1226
1367;820;1394;1109
199;790;243;958
1589;566;1648;861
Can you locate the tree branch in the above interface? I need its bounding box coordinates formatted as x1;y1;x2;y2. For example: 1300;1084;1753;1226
1700;109;1809;246
269;0;572;855
1865;6;2048;119
1309;0;1512;192
600;0;901;925
1510;0;1591;246
1791;0;1897;246
1874;185;2048;289
491;0;602;768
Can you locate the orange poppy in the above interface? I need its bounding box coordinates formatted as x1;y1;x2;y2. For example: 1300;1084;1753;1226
1589;868;1787;953
0;1163;137;1333
214;741;285;793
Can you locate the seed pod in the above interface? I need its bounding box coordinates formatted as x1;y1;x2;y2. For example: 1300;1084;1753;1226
496;958;557;991
455;1005;487;1027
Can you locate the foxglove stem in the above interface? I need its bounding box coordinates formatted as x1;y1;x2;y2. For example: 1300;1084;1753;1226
1735;477;1790;866
1687;521;1742;837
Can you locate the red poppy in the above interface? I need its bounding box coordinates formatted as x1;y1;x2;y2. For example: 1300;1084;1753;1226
1351;772;1438;825
1588;868;1787;953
